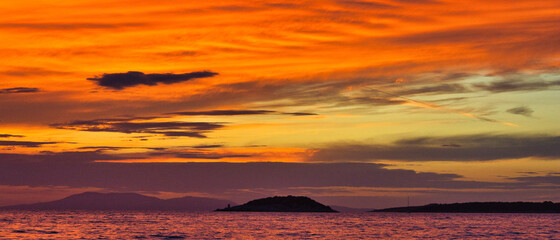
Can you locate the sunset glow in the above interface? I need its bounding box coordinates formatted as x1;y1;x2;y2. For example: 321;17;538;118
1;0;559;208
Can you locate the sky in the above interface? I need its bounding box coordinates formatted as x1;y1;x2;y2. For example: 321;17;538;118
0;0;559;209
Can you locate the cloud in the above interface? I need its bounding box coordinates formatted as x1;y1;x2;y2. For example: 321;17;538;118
168;109;318;117
0;161;477;192
192;144;224;149
0;87;39;94
0;78;354;125
0;158;558;208
2;159;555;201
87;71;218;90
77;146;129;150
390;0;439;3
337;0;399;9
373;16;560;71
201;79;405;110
169;110;275;116
387;18;560;49
0;134;24;138
0;67;70;77
0;66;547;127
284;112;318;116
473;79;560;93
50;118;224;138
157;50;198;57
0;151;125;164
348;96;407;106
395;83;470;96
150;150;252;159
364;87;517;126
0;22;144;30
0;140;58;148
211;5;263;12
151;131;208;138
510;175;560;185
0;147;558;208
507;106;534;117
311;134;560;162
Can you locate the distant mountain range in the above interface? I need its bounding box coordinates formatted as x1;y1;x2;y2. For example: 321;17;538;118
372;201;560;213
0;192;235;211
216;196;338;212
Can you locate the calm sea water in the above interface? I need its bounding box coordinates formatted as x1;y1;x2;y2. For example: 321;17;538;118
1;211;559;239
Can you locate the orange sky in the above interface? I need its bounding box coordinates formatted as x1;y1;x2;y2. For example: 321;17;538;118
0;0;559;208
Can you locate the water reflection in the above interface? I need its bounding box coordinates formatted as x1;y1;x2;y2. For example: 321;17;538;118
1;211;559;239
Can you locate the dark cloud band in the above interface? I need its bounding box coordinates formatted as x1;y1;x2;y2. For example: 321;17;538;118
311;134;560;162
88;71;218;90
50;118;224;138
0;140;58;148
169;110;275;116
0;134;24;138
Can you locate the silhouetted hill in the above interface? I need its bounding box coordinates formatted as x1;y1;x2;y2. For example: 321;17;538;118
0;192;236;211
216;196;337;212
372;201;560;213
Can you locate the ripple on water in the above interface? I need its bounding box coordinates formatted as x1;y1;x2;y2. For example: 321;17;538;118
149;234;186;239
37;230;60;234
0;211;559;239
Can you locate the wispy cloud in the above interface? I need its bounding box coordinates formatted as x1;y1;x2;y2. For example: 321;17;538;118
192;144;224;149
473;79;560;93
395;83;470;96
364;87;518;126
168;109;317;117
168;110;275;116
0;67;69;77
0;22;145;30
337;0;399;9
149;149;252;160
0;87;39;94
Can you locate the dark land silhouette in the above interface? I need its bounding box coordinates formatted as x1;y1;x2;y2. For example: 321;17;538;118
330;205;373;213
215;195;338;212
372;201;560;213
0;192;236;211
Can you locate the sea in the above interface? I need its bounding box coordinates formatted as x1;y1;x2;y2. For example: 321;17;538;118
1;211;559;239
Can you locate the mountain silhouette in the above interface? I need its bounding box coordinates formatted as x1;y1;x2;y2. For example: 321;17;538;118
372;201;560;213
216;195;337;212
0;192;236;211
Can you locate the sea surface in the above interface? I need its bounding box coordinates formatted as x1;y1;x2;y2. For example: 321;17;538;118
1;210;559;239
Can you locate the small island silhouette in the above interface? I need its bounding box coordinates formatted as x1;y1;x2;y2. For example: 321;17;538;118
216;195;338;212
372;201;560;213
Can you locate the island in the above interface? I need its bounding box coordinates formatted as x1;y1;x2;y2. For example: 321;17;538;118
0;192;236;211
216;196;338;212
371;201;560;213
